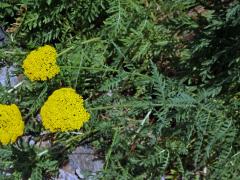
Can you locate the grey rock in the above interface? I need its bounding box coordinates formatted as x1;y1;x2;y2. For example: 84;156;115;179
68;146;103;175
0;66;19;87
75;168;84;179
57;169;79;180
57;146;104;180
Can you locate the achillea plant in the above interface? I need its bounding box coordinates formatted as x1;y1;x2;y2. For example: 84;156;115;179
40;88;90;132
22;45;60;81
0;0;239;179
0;104;24;145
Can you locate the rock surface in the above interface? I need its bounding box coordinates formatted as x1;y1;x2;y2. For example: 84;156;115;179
0;66;19;87
57;146;104;180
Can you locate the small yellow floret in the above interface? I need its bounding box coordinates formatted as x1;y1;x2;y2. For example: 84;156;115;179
22;45;60;81
0;104;24;145
40;88;90;132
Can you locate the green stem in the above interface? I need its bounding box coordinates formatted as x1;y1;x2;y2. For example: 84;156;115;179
61;66;118;72
81;37;101;44
57;46;75;57
88;103;162;111
4;51;26;55
63;129;99;148
8;81;24;93
61;66;152;80
37;149;48;157
57;37;101;57
3;37;101;57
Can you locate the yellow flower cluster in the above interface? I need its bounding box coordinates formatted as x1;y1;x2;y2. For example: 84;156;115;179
22;45;60;81
40;88;90;132
0;104;24;145
0;46;91;145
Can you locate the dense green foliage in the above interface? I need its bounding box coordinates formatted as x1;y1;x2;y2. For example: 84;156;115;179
0;0;240;179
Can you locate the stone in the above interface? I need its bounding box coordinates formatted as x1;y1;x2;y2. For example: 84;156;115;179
0;66;19;87
56;146;104;180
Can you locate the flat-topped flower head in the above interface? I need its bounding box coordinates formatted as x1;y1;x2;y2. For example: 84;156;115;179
0;104;24;145
22;45;60;81
40;88;90;132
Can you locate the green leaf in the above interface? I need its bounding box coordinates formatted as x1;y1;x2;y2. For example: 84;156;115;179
30;167;42;180
47;0;52;5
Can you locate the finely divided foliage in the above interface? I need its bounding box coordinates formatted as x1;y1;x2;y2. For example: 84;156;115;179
0;0;239;179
